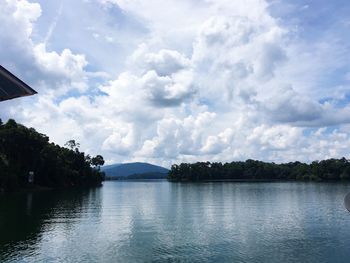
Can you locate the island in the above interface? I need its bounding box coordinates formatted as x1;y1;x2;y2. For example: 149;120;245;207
168;159;350;182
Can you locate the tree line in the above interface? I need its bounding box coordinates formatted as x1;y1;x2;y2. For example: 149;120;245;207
0;119;105;191
168;158;350;182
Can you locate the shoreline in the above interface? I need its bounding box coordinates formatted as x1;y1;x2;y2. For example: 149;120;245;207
0;183;103;194
167;179;350;183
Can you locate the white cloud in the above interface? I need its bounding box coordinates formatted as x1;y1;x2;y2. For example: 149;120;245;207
0;0;93;97
102;124;136;155
2;0;350;167
201;128;234;154
141;70;194;107
137;112;217;158
33;44;88;82
262;85;323;123
247;125;302;150
130;44;190;76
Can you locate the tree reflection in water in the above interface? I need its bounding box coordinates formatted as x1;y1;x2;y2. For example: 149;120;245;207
0;187;102;261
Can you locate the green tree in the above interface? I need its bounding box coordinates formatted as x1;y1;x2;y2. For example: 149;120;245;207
0;119;105;191
64;140;80;151
91;155;105;168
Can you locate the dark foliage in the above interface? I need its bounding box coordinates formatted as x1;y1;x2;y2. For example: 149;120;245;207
0;119;105;191
168;158;350;182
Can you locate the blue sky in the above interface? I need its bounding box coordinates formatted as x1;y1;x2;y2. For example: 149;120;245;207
1;0;350;166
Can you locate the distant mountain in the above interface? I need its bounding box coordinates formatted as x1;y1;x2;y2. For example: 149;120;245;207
101;163;122;170
101;162;169;178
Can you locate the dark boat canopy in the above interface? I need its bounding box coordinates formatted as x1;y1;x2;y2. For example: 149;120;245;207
0;65;37;102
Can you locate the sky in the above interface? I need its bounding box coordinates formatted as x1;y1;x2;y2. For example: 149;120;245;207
1;0;350;167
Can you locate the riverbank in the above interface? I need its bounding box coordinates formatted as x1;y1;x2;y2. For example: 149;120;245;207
168;159;350;182
168;178;293;183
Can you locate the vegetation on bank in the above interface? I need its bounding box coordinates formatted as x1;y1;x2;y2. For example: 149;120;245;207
0;119;105;192
168;158;350;182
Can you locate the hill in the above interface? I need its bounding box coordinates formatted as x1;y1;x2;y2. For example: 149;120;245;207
101;162;169;178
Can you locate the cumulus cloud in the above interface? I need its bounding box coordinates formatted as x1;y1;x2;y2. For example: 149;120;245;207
141;70;194;107
107;44;196;108
137;112;217;158
0;0;92;97
102;125;136;155
2;0;350;166
130;44;190;76
201;128;234;154
262;86;323;123
247;125;302;150
191;14;286;104
33;44;87;81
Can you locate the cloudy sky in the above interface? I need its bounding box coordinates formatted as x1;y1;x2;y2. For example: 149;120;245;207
1;0;350;167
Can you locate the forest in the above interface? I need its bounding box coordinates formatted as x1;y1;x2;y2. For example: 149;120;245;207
168;158;350;182
0;119;105;192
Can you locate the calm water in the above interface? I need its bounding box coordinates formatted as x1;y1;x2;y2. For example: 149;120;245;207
1;181;350;262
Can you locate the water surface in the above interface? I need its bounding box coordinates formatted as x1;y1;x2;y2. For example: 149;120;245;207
1;181;350;262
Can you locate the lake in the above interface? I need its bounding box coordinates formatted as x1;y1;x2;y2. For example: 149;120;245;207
1;181;350;262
